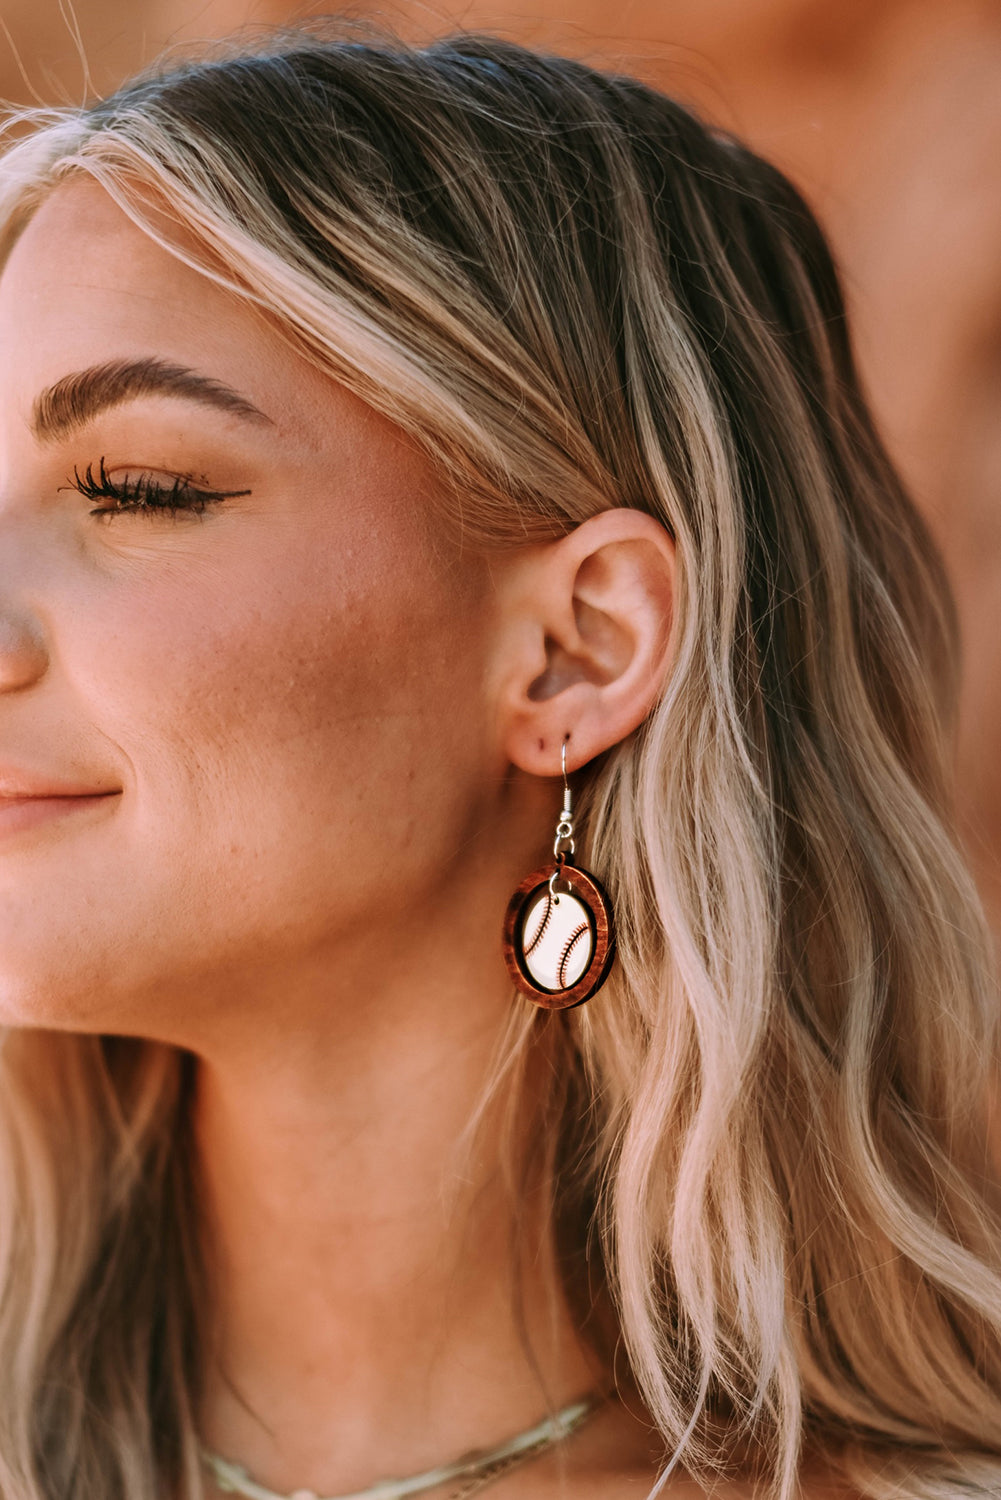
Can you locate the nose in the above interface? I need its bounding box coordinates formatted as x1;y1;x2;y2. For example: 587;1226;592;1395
0;610;48;692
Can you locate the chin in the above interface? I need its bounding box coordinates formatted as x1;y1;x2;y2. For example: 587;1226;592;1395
0;930;153;1036
0;978;115;1035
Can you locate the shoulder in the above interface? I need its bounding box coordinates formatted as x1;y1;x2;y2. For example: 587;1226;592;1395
508;1400;864;1500
517;1473;860;1499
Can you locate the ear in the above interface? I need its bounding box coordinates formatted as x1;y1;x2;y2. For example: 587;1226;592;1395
492;508;675;777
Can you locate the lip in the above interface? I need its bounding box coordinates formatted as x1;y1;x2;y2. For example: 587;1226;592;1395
0;766;120;799
0;780;121;840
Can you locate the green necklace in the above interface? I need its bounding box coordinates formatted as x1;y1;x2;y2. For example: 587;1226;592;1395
202;1392;602;1500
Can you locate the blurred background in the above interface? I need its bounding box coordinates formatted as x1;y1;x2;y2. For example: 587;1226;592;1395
3;0;1000;935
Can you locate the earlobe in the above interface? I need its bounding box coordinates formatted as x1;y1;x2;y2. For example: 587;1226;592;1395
497;508;675;777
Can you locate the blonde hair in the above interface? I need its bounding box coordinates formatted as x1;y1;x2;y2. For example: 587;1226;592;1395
0;30;999;1500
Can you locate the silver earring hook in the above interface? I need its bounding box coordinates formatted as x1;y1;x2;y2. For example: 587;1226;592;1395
552;735;575;889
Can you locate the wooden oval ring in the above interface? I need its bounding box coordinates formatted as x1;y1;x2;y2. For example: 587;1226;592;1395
502;863;616;1010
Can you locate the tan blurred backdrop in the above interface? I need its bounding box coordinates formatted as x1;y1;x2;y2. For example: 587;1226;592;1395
4;0;1001;931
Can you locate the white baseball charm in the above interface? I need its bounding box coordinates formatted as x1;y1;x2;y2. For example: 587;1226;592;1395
520;886;593;990
503;863;616;1009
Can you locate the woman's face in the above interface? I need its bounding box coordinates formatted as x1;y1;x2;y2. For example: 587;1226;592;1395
0;180;504;1042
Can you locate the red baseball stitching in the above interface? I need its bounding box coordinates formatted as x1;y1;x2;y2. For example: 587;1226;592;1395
523;892;553;956
557;923;589;988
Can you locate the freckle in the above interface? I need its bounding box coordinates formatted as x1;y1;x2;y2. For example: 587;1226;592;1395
538;739;544;752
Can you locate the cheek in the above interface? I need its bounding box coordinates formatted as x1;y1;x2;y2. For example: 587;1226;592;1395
58;528;488;1005
132;548;471;829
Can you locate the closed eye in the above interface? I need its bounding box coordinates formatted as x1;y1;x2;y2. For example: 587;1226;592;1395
63;458;250;517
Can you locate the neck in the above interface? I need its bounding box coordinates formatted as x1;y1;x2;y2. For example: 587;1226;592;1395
190;936;599;1497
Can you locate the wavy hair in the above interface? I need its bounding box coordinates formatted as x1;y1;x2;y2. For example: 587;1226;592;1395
0;30;999;1500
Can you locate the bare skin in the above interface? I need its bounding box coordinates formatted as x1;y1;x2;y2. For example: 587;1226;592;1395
0;180;687;1497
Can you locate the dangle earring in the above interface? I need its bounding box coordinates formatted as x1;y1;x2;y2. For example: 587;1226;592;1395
502;738;616;1009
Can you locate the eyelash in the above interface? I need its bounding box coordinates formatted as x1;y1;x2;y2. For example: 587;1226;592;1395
67;458;249;517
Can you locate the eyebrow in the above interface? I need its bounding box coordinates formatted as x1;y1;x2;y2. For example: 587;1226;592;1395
31;357;272;442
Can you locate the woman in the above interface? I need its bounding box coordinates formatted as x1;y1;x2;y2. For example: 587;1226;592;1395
0;27;996;1500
